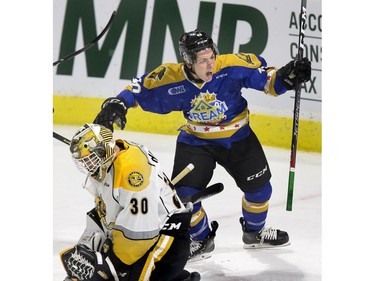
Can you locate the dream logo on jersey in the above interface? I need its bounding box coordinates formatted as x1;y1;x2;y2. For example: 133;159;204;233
189;91;228;124
235;53;256;65
147;65;167;81
128;171;144;187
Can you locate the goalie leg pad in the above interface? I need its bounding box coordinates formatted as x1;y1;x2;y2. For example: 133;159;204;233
60;244;119;281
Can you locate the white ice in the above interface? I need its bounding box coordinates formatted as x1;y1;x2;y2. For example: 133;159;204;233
53;125;321;281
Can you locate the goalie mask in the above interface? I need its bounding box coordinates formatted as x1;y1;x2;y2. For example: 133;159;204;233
70;123;116;177
179;29;219;65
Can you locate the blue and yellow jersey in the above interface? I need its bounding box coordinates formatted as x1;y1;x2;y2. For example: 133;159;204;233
118;53;287;148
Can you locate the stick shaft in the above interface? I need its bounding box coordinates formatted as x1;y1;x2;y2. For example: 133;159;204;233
53;131;71;145
171;164;194;185
53;11;116;66
286;0;307;211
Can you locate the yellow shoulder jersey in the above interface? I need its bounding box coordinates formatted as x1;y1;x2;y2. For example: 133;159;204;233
214;53;263;70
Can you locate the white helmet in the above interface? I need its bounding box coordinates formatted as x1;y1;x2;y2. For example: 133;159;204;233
70;123;116;177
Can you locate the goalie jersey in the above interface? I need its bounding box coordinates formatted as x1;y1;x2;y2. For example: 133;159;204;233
117;53;288;148
81;139;185;266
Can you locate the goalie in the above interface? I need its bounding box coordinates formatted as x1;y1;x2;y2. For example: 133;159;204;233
60;123;200;281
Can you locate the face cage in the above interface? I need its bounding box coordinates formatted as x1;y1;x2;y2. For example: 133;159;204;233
72;151;103;175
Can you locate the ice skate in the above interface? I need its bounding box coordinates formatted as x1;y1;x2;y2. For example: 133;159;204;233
188;221;219;262
239;217;290;248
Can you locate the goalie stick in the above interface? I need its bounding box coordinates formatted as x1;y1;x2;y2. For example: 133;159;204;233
53;132;223;203
53;10;116;66
286;0;308;211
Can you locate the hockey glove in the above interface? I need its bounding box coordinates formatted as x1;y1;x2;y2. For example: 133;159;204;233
93;97;128;132
277;57;311;90
160;209;192;239
60;244;119;281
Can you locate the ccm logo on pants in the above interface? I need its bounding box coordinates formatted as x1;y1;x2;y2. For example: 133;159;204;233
247;166;268;181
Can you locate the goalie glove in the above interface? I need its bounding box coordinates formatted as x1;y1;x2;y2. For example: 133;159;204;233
60;244;119;281
93;97;128;132
277;57;311;90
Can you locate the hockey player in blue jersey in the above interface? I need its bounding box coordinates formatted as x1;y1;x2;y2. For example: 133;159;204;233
93;29;311;261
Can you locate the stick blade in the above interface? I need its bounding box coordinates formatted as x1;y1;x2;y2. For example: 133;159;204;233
180;183;224;204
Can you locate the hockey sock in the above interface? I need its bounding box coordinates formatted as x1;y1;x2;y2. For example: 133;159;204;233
242;181;272;231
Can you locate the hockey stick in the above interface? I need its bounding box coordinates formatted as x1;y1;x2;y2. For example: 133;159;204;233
179;183;224;204
171;163;194;185
286;0;307;211
53;10;116;66
53;131;71;145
